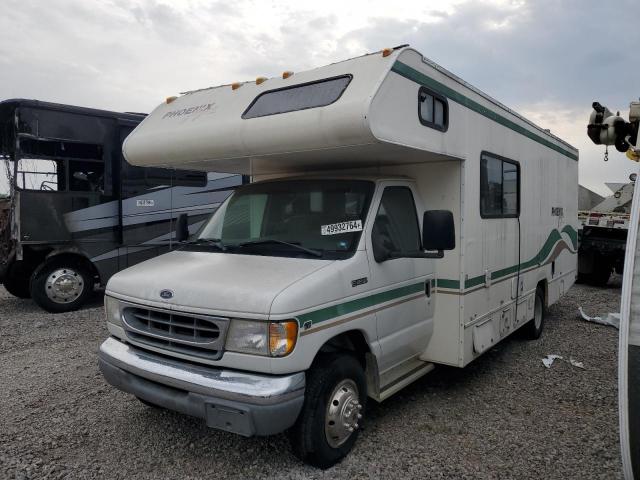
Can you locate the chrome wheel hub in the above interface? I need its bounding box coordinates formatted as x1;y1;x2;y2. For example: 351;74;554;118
45;268;84;304
325;379;362;448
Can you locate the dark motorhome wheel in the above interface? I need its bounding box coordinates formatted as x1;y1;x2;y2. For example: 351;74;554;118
2;261;32;298
30;259;93;313
523;286;545;340
589;259;612;287
289;353;366;469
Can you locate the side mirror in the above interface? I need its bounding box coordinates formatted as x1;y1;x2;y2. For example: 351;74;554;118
423;210;455;254
176;213;189;242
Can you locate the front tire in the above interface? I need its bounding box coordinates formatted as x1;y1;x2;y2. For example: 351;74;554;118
136;396;161;409
30;259;93;313
2;261;32;298
289;353;367;469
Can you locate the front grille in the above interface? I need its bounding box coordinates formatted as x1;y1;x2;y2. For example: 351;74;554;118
122;306;228;360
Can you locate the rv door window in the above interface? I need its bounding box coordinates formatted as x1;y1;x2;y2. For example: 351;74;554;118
480;152;520;218
16;159;64;191
372;187;421;258
242;75;352;119
69;160;104;193
419;87;448;131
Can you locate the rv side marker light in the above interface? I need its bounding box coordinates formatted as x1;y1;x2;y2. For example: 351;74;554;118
256;76;267;85
165;96;178;104
231;82;242;90
282;71;294;79
382;48;393;57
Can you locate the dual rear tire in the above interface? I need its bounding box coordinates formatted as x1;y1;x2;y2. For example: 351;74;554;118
523;286;545;339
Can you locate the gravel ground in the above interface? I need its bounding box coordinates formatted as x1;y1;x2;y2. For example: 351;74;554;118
0;279;623;479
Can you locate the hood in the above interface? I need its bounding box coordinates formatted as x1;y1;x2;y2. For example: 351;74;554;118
106;250;333;316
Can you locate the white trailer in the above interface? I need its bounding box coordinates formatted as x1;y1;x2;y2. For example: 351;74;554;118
98;46;578;468
586;99;640;480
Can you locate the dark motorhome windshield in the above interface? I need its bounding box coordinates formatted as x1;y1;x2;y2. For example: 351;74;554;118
191;179;375;259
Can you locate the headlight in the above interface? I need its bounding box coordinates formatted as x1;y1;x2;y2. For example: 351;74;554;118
226;320;269;355
104;295;122;326
226;319;298;357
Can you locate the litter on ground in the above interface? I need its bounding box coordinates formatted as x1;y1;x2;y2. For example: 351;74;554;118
569;358;585;369
542;354;563;368
542;354;586;370
578;307;620;329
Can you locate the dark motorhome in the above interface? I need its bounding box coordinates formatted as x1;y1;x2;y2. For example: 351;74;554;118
0;99;243;312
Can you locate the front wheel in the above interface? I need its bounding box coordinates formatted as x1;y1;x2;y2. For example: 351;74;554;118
136;396;161;409
30;259;93;313
2;261;32;298
289;354;367;469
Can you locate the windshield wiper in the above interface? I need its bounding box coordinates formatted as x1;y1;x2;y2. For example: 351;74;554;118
184;238;227;251
237;239;323;258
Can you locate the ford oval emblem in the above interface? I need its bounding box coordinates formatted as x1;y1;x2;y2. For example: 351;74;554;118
160;289;174;300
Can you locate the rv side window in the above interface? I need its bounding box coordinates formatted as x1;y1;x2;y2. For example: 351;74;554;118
418;87;448;131
121;160;207;190
372;187;421;257
242;75;352;119
480;153;520;218
16;159;65;191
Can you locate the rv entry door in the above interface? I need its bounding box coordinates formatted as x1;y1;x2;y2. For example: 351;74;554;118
366;183;435;373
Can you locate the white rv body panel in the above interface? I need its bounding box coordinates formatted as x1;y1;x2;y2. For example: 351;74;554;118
100;47;579;449
116;46;580;370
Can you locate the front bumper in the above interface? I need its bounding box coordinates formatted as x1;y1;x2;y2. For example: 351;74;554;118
98;337;305;436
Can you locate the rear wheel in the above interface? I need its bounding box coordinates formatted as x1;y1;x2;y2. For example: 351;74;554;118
2;261;32;298
289;354;366;469
30;258;93;313
523;286;545;340
589;259;612;287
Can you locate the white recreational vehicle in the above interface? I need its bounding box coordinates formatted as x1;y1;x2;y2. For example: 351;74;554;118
98;46;579;467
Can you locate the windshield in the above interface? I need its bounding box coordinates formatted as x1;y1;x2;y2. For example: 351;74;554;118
191;179;375;259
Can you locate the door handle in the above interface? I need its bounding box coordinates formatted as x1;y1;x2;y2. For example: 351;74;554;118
425;280;431;298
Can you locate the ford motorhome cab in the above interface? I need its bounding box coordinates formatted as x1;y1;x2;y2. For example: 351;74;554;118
98;46;578;468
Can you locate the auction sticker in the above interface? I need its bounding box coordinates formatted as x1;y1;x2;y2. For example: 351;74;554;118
321;220;363;236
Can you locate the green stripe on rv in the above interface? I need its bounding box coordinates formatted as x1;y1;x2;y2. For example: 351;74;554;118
390;61;579;162
439;226;578;291
296;226;577;326
297;281;424;326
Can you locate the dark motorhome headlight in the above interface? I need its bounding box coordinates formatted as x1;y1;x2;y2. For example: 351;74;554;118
225;319;298;357
104;295;123;326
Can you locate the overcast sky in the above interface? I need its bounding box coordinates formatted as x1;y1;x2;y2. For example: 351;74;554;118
1;0;639;196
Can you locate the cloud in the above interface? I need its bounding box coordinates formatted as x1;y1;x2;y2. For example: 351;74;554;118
0;0;639;196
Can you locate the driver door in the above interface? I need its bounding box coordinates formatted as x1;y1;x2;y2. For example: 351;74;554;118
366;183;435;375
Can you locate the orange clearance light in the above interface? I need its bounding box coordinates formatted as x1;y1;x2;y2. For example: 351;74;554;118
382;48;393;57
231;82;242;90
165;96;178;104
282;71;294;79
256;76;267;85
